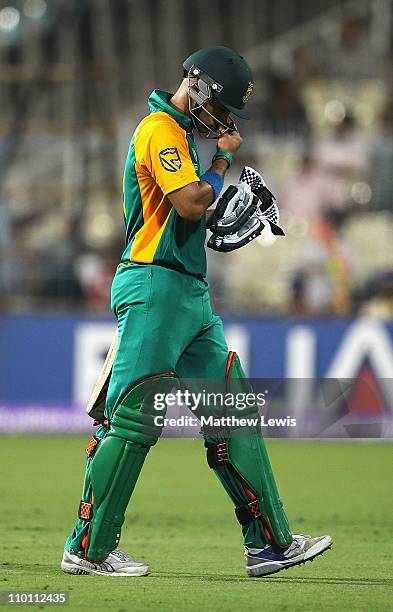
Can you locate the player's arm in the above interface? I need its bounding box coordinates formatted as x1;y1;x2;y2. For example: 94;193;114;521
167;129;242;222
168;158;228;222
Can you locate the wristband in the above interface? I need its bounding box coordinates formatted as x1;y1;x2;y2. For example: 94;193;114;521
200;170;224;201
212;151;233;168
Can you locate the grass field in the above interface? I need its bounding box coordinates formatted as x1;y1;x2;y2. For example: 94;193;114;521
1;437;392;611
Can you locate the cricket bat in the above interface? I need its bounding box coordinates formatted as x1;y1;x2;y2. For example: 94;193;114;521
86;330;118;420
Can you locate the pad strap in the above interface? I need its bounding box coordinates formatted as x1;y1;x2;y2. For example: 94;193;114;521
93;418;110;427
78;501;93;521
206;442;229;468
86;436;100;458
235;499;262;526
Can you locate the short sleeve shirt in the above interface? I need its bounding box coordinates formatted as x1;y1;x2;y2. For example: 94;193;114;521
121;90;206;278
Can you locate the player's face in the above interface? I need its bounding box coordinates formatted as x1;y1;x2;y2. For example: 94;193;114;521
194;99;235;137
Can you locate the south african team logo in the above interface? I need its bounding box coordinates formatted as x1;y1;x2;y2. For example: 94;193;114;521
159;147;182;172
243;81;254;103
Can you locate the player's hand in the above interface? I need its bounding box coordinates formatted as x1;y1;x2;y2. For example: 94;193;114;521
217;126;242;156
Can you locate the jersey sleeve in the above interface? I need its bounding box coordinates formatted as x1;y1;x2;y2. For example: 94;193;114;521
135;116;199;196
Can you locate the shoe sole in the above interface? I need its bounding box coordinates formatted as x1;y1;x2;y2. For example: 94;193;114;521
246;536;333;577
61;561;150;577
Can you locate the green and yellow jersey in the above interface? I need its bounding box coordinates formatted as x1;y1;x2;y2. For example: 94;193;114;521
121;90;206;278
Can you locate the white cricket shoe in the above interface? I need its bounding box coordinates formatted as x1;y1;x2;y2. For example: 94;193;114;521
61;549;150;576
245;533;332;577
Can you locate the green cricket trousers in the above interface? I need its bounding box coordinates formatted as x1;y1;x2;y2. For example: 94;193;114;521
65;263;292;560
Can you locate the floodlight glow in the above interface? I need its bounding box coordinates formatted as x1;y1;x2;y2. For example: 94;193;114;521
0;7;20;32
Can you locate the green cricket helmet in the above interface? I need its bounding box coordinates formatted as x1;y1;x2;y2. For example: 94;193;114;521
183;45;254;120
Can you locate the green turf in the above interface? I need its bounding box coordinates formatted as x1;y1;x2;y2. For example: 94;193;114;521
1;437;392;611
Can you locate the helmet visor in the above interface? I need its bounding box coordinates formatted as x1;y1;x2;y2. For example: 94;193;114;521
187;70;239;138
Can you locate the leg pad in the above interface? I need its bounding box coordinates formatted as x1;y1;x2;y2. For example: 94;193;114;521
85;372;177;561
205;353;293;551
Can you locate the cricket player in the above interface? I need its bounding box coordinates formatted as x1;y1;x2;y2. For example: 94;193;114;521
61;46;332;577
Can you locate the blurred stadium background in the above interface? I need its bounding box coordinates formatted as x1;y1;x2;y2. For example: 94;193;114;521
0;0;393;437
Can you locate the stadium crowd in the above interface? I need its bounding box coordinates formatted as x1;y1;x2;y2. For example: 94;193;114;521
0;8;392;318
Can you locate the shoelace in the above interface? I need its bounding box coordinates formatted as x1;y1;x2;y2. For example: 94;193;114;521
110;549;132;562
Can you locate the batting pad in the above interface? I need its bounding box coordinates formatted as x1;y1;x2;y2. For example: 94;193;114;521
205;353;293;551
